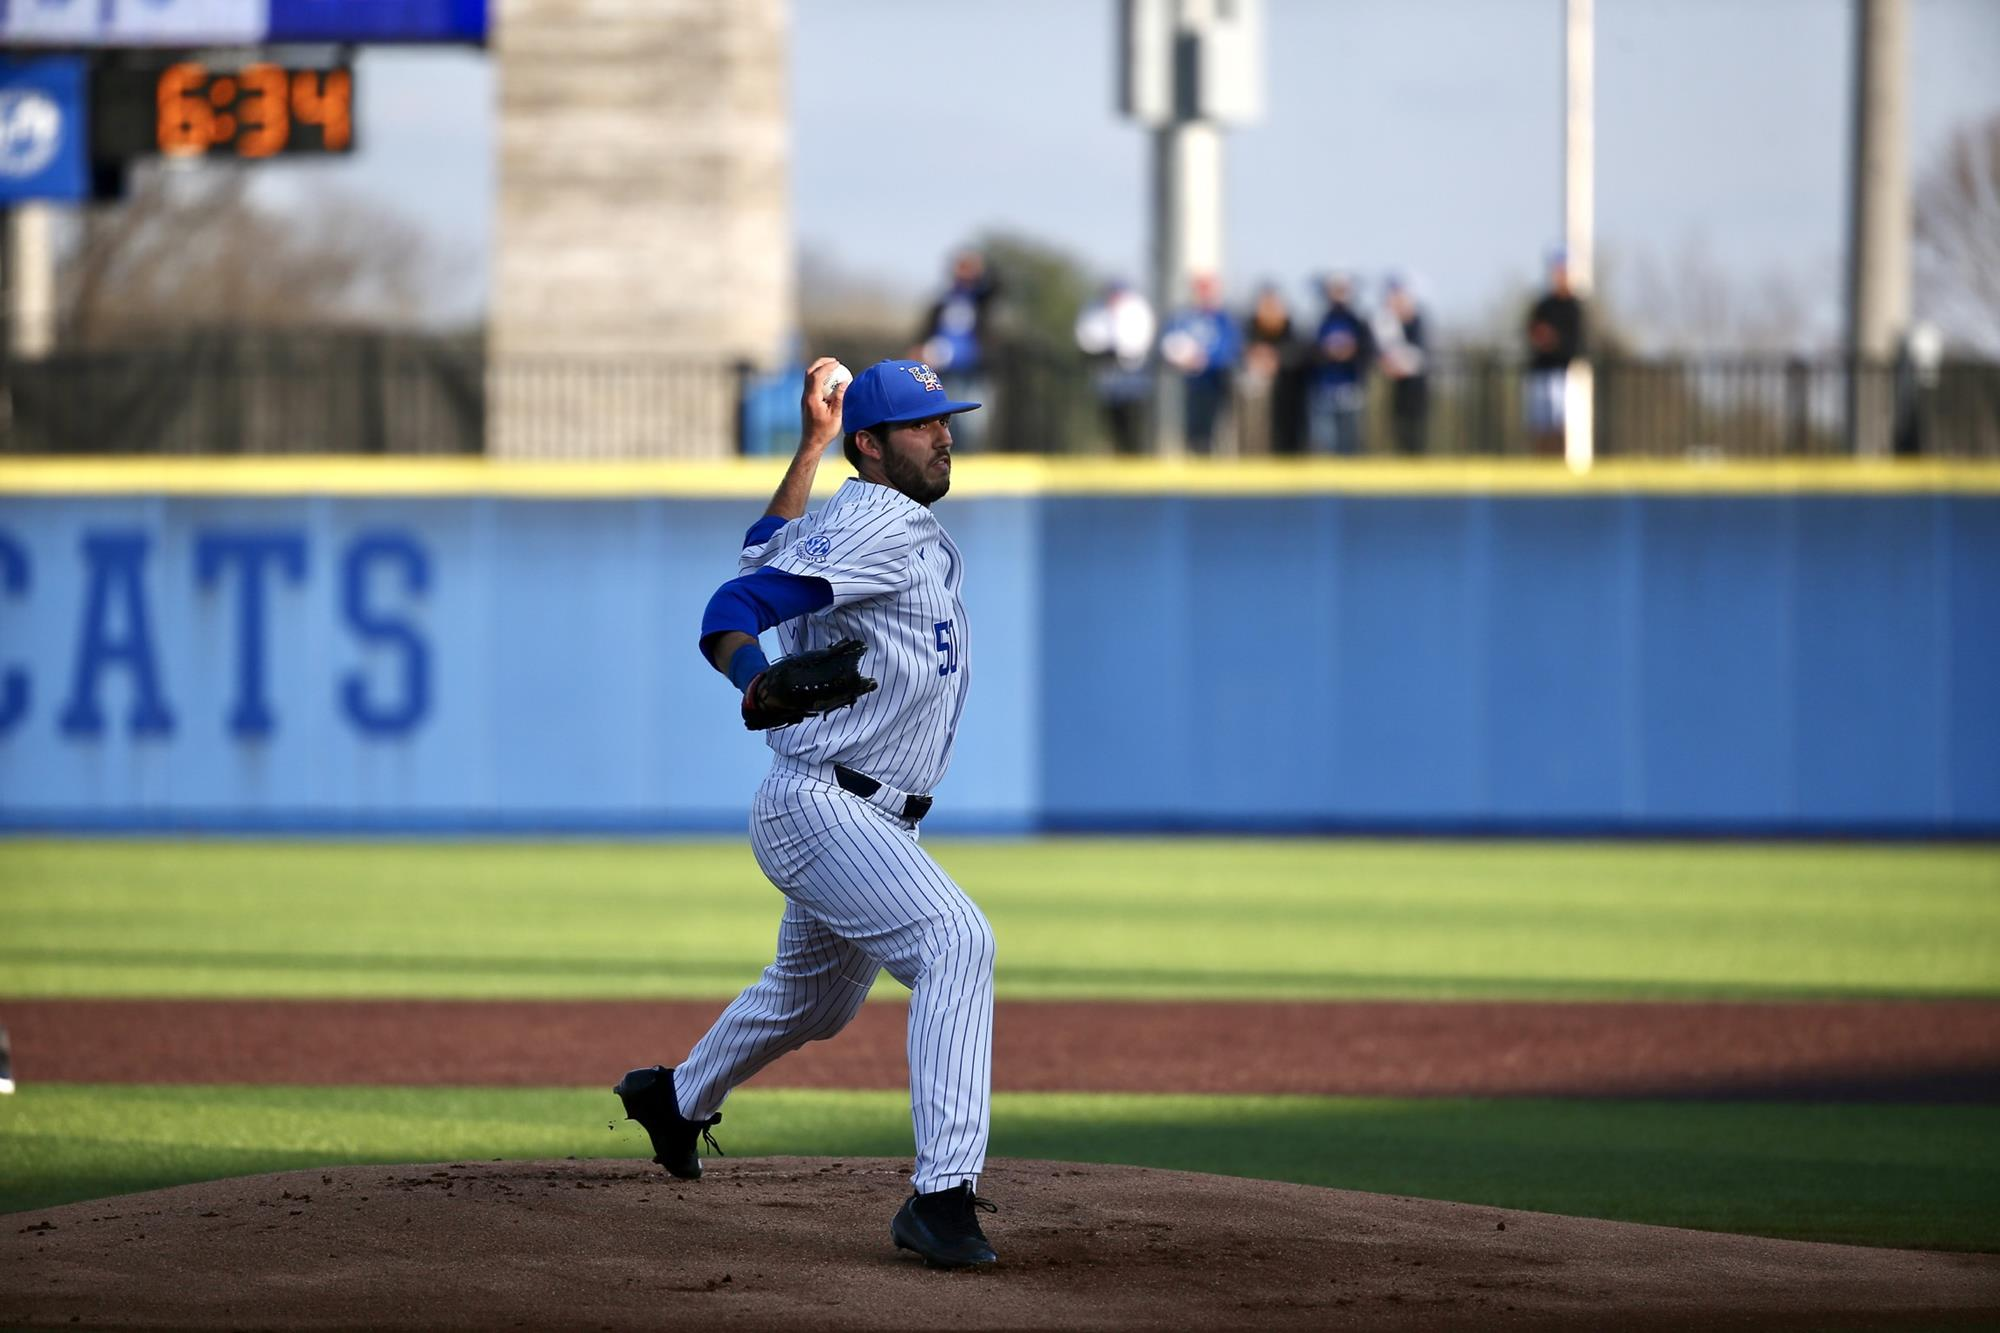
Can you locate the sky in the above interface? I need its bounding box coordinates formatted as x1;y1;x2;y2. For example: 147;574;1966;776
245;0;2000;339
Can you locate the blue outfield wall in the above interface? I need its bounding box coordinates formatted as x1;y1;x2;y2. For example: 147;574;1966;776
0;485;1994;834
1038;495;1998;833
0;493;1041;834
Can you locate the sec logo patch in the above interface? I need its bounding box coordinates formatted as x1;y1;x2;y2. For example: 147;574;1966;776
799;534;833;563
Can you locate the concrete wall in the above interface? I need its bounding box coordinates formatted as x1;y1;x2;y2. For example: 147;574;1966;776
489;0;793;456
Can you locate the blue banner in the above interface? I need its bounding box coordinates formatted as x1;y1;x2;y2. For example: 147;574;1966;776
266;0;486;42
0;0;486;45
0;57;88;204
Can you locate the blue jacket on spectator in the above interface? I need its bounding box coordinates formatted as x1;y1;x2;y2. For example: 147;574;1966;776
1313;299;1375;390
1162;306;1244;387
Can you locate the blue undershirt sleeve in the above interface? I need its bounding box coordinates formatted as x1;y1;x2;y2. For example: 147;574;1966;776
725;641;768;691
742;515;786;549
697;567;836;667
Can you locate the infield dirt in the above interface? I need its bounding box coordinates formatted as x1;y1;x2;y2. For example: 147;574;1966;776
7;1157;1998;1331
9;997;1999;1100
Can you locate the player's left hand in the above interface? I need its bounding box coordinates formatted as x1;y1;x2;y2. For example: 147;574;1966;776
742;638;878;731
800;357;849;449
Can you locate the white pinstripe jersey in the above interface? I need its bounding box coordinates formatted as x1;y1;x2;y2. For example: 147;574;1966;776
742;478;970;794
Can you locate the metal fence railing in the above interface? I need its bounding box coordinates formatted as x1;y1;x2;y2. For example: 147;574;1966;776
0;333;487;457
4;336;1997;459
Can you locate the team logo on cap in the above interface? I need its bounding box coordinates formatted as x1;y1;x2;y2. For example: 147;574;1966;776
901;364;944;393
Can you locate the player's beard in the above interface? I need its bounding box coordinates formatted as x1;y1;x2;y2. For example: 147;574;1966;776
884;444;950;506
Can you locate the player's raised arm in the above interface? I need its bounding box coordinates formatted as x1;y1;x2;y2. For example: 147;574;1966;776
761;357;851;523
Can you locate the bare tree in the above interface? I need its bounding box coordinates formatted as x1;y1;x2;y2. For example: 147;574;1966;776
1915;113;2000;356
59;167;460;347
1597;233;1827;356
798;244;919;338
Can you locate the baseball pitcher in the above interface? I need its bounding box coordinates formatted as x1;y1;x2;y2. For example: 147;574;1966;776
616;356;999;1269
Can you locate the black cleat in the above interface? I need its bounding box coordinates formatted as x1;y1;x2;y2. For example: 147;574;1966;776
613;1065;722;1180
892;1182;998;1268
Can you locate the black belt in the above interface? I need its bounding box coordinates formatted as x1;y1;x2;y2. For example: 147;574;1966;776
833;764;933;823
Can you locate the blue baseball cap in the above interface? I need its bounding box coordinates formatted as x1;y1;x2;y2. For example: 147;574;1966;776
839;360;982;434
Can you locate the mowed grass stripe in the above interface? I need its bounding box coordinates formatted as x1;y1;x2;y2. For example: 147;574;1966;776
1;839;1995;1000
2;1085;1995;1252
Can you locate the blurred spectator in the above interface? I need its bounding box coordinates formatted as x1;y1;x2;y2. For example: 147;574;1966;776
1309;274;1376;454
739;359;805;456
913;249;1000;449
1238;283;1302;456
1892;322;1949;456
1160;272;1243;455
1525;250;1585;456
1372;277;1429;455
1074;280;1157;456
737;333;807;456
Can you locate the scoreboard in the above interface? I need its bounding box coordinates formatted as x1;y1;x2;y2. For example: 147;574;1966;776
0;0;482;201
93;60;354;160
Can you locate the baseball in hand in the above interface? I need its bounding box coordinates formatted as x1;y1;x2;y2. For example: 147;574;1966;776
821;362;853;400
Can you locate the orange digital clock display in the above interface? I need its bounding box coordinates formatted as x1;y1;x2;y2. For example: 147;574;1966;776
154;62;354;159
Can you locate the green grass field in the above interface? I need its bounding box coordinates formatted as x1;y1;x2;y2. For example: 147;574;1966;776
2;838;1997;1249
4;1087;1994;1252
3;839;1995;999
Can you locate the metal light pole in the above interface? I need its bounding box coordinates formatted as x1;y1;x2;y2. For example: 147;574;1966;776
3;204;58;361
1844;0;1910;457
1563;0;1595;472
1147;117;1224;456
1120;0;1261;455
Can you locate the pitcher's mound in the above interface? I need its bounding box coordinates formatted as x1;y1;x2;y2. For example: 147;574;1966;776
5;1157;1995;1330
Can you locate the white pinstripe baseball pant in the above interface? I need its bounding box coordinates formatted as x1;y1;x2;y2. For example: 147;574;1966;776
672;763;996;1194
